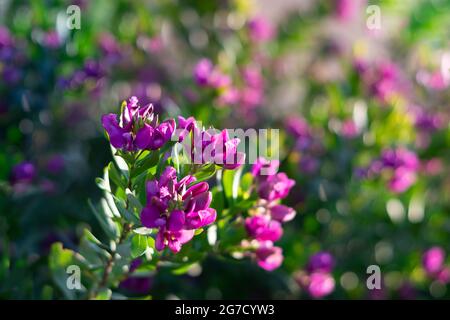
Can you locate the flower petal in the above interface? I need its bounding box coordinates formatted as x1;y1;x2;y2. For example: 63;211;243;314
167;210;185;232
140;205;165;228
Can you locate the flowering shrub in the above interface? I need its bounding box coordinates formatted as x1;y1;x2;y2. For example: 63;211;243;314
42;97;295;299
0;0;449;300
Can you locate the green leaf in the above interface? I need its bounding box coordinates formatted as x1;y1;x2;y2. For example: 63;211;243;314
193;163;217;183
49;243;87;300
93;288;112;300
126;190;143;211
171;262;198;275
114;196;140;224
239;172;254;199
89;199;119;239
111;146;129;179
132;151;159;178
131;234;154;258
78;230;110;268
95;177;109;192
108;162;127;190
222;168;241;203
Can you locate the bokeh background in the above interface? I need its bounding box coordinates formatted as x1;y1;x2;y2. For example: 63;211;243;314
1;0;449;299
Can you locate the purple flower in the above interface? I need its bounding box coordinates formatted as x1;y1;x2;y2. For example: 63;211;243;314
176;116;196;142
192;128;245;169
414;109;443;133
388;167;416;193
43;31;61;49
299;155;319;174
208;69;231;89
437;267;450;284
422;247;445;275
380;148;419;171
248;17;275;43
370;61;403;103
135;119;175;150
366;148;420;193
2;65;21;84
242;66;263;89
245;215;283;242
340;119;359;138
46;155;65;174
0;27;13;51
307;272;335;298
251;157;295;201
193;59;213;86
140;167;216;253
269;204;296;223
251;157;280;177
98;33;120;57
285;117;313;150
255;242;283;271
417;70;449;90
240;87;263;110
217;87;240;106
335;0;366;23
83;59;104;78
258;172;295;202
307;252;335;273
102;97;174;152
155;227;195;253
10;161;36;184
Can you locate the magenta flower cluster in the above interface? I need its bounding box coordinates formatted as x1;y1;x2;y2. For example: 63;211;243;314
10;161;36;185
193;59;265;114
422;247;450;284
101;96;175;152
247;16;276;43
243;157;296;271
296;252;336;298
355;60;406;104
140;167;216;253
363;147;420;193
177;116;245;169
285;116;323;174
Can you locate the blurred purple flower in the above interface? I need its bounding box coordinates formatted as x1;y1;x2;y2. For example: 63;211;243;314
245;215;283;242
43;31;61;49
340;119;359;138
307;252;335;273
365;148;420;193
193;59;213;86
255;242;283;271
248;16;275;43
414;109;443;133
335;0;366;23
422;247;445;275
269;204;296;223
257;172;295;202
307;272;335;298
10;161;36;184
46;155;65;174
388;167;417;193
251;157;280;177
